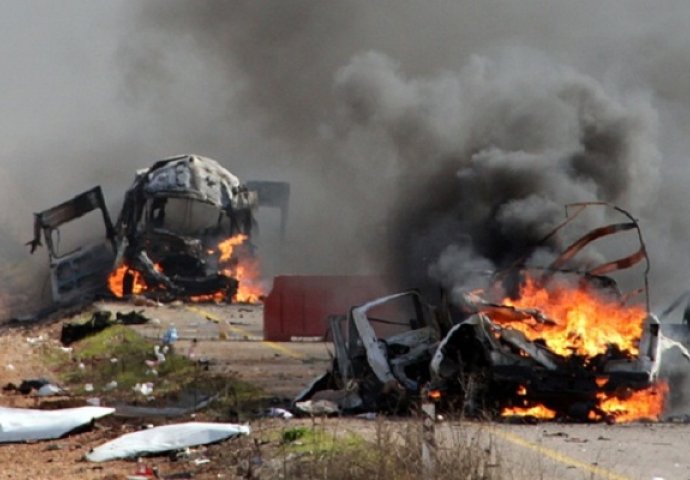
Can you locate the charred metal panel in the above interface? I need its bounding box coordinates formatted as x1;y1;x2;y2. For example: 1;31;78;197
246;180;290;238
28;186;115;256
51;243;115;304
29;186;116;305
296;291;440;413
29;155;287;307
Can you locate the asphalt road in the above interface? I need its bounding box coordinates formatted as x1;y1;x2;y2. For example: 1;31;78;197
436;420;689;480
96;300;332;398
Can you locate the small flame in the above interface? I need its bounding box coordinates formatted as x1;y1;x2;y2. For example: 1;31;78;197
595;377;608;388
517;385;527;396
217;234;249;262
501;404;557;420
428;389;442;401
108;264;153;297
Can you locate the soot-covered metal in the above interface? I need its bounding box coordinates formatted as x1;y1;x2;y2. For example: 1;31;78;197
29;154;289;305
297;204;690;422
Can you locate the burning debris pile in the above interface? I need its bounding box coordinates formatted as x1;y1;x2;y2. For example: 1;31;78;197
29;155;288;306
298;204;689;423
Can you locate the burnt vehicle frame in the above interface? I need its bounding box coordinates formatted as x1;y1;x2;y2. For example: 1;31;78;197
429;202;661;420
298;203;667;420
295;290;448;413
29;154;289;305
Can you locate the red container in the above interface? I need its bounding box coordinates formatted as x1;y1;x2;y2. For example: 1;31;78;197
263;275;392;341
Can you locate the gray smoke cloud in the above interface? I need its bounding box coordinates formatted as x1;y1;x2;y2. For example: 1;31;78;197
330;51;660;292
122;3;663;291
5;1;690;318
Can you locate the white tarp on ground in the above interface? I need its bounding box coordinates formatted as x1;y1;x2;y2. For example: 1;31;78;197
86;422;250;462
0;406;115;443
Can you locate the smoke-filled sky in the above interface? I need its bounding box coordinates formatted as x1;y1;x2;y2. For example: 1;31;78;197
4;1;690;312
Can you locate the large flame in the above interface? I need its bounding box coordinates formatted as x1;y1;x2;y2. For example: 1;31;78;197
227;258;264;303
498;276;645;357
491;274;667;423
211;233;265;303
501;382;667;423
592;382;668;423
107;234;265;303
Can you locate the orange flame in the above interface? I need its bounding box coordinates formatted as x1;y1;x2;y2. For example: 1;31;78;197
498;276;645;357
501;404;557;420
108;264;149;297
595;377;608;388
592;382;668;423
428;389;442;402
108;234;264;303
232;258;264;303
196;234;264;303
491;273;667;423
215;234;248;262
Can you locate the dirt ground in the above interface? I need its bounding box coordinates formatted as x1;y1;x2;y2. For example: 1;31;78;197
0;301;688;479
0;301;334;479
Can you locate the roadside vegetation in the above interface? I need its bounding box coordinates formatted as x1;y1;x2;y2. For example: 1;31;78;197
36;315;501;479
196;417;501;479
40;317;266;415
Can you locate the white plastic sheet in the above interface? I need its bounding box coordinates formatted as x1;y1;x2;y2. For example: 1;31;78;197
0;406;114;443
86;422;250;462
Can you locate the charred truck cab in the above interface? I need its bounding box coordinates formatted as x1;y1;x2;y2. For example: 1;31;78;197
295;291;444;414
112;155;257;301
29;154;289;305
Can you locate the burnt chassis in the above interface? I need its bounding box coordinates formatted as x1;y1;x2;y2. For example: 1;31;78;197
430;203;662;420
29;154;289;304
429;282;660;420
112;155;259;300
296;291;445;413
297;203;665;419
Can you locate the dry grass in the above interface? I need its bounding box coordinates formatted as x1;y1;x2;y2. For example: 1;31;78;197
205;416;501;480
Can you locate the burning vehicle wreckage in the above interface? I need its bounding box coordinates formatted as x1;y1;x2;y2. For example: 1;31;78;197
297;203;690;423
28;154;289;306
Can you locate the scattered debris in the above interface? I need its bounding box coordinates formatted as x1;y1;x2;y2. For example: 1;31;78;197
355;412;377;420
128;460;157;480
162;326;178;346
3;378;54;395
294;399;340;416
116;310;152;325
295;291;441;413
113;393;217;418
0;406;114;443
37;383;65;396
103;380;118;391
61;310;151;345
25;335;46;345
61;311;113;345
133;382;154;396
86;422;250;462
265;407;294;419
